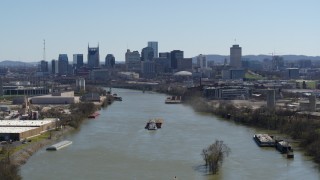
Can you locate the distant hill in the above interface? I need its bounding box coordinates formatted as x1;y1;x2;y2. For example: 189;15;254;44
0;60;35;67
194;54;320;64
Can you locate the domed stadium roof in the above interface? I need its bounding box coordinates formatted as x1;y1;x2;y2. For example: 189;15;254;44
174;71;192;76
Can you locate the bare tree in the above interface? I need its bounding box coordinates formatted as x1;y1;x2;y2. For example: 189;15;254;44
201;140;231;174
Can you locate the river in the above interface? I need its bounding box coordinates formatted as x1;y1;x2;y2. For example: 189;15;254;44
21;88;320;180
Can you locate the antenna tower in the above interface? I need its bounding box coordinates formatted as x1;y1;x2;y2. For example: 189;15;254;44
43;39;46;61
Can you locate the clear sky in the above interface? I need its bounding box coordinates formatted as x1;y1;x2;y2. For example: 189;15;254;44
0;0;319;62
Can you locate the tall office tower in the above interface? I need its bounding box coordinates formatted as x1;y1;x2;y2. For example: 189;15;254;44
170;50;184;70
51;59;59;74
40;60;49;72
197;54;207;68
88;45;100;68
230;44;242;68
105;54;115;68
177;58;192;71
125;49;141;72
159;52;170;58
141;47;154;61
147;41;158;58
73;54;84;68
58;54;69;75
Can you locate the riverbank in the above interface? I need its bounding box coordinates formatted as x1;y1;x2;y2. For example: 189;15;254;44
10;126;74;166
182;92;320;164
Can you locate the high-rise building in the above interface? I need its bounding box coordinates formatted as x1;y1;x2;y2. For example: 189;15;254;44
40;60;49;72
141;61;156;78
147;41;158;58
141;47;154;61
197;54;207;68
88;45;100;68
73;54;84;68
230;45;242;68
170;50;184;70
177;58;192;71
159;52;170;59
51;59;59;74
125;49;141;72
58;54;69;75
105;54;115;68
154;57;171;73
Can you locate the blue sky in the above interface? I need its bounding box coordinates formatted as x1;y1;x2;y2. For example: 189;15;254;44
0;0;319;62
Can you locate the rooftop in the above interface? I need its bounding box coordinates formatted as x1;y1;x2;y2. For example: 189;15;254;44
0;119;57;127
0;127;38;133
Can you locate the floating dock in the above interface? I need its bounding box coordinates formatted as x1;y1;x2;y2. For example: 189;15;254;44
46;140;72;151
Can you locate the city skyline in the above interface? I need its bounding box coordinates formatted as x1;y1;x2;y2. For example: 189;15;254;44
1;0;319;62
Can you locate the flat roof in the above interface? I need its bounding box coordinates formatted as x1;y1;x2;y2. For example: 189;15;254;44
0;119;56;127
0;127;38;133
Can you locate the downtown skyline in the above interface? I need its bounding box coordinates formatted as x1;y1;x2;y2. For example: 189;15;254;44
1;0;319;62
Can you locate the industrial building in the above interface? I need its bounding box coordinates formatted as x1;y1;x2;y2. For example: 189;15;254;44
0;119;57;141
203;86;251;100
29;91;75;104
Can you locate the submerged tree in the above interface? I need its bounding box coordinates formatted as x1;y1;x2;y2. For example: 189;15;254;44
201;140;231;174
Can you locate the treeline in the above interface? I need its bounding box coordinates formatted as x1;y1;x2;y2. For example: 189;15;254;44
0;146;21;180
185;95;320;163
42;102;97;128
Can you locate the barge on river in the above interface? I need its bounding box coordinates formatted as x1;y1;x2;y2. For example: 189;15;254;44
253;134;275;147
165;96;182;104
46;140;72;151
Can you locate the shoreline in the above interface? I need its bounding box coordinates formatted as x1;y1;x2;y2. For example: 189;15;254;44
11;126;74;166
6;97;110;170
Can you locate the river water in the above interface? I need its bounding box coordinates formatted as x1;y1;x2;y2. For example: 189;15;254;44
21;88;320;180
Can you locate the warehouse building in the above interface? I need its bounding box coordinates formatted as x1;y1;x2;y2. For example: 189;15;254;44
0;119;58;141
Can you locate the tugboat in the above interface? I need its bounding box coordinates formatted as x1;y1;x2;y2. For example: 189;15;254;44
145;119;157;130
88;112;100;118
113;94;122;101
275;140;294;158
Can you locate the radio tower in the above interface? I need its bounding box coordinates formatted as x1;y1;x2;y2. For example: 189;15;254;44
43;39;46;60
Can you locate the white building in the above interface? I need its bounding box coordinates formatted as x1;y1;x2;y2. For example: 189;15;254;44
147;41;158;58
76;78;85;91
125;49;141;72
197;54;207;68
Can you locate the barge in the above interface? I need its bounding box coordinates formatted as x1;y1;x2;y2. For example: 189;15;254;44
165;96;182;104
46;140;72;151
253;134;275;147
